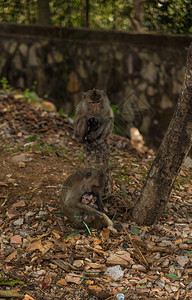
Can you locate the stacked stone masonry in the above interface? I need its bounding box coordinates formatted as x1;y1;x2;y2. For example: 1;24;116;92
0;23;191;146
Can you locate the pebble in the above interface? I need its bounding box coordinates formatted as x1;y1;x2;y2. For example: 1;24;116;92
176;256;189;267
73;260;84;268
18;161;25;168
13;218;24;226
159;240;172;246
10;235;22;247
153;253;161;259
31;269;46;277
157;280;165;289
132;264;146;272
105;265;124;281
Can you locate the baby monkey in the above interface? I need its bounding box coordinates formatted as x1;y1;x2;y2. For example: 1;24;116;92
81;192;99;222
61;168;113;229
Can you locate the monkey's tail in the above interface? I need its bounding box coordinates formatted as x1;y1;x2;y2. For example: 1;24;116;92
102;212;114;228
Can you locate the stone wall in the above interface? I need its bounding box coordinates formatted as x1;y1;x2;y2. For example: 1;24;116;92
0;23;191;146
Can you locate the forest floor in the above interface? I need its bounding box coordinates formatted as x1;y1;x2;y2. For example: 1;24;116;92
0;92;192;300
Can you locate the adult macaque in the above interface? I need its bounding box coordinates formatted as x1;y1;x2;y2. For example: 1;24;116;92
74;89;114;145
60;168;113;229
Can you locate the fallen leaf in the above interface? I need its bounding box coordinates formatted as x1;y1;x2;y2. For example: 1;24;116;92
26;240;44;252
131;226;140;234
10;235;22;247
12;200;26;207
88;285;111;298
52;230;61;239
107;251;132;265
100;228;110;239
65;273;83;285
166;274;179;279
5;250;17;262
56;279;67;286
86;262;105;269
0;182;8;187
6;208;20;219
41;241;53;254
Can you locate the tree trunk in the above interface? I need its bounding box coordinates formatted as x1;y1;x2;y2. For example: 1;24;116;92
85;0;89;28
131;43;192;225
38;0;51;25
131;0;145;32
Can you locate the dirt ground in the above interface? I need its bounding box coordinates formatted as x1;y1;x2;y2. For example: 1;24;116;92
0;92;192;300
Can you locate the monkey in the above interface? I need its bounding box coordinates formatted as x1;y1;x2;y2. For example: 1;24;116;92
74;89;114;145
60;168;114;229
81;192;99;223
81;192;98;209
87;117;100;134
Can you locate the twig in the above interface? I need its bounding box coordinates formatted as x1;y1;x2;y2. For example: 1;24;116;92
0;290;24;298
84;245;109;257
121;222;148;267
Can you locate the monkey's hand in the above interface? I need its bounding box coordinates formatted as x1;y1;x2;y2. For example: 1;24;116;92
76;203;104;219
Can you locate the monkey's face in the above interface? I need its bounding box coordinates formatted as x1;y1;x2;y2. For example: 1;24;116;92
88;100;101;114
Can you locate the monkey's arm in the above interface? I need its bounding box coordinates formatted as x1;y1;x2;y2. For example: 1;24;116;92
74;117;87;142
86;117;114;143
75;202;104;218
96;192;104;211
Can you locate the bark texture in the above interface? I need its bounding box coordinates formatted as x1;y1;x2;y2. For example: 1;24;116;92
84;143;113;198
38;0;51;25
131;0;146;32
131;43;192;225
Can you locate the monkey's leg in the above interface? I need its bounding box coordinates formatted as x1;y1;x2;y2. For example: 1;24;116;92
75;203;104;219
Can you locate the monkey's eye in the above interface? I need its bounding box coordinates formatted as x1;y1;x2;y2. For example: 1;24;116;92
88;100;101;104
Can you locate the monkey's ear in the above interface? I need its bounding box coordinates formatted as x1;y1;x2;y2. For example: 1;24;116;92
101;89;106;94
82;92;87;99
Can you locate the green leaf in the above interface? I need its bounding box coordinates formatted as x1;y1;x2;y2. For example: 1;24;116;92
184;251;192;255
0;279;24;286
28;134;39;142
131;226;140;234
137;285;147;288
166;273;179;279
164;211;169;215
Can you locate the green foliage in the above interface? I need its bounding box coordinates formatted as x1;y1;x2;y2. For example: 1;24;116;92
28;134;39;142
23;88;37;103
23;81;38;103
166;273;179;279
0;0;191;34
145;0;192;34
0;279;24;287
131;226;140;234
58;108;68;118
0;77;12;91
